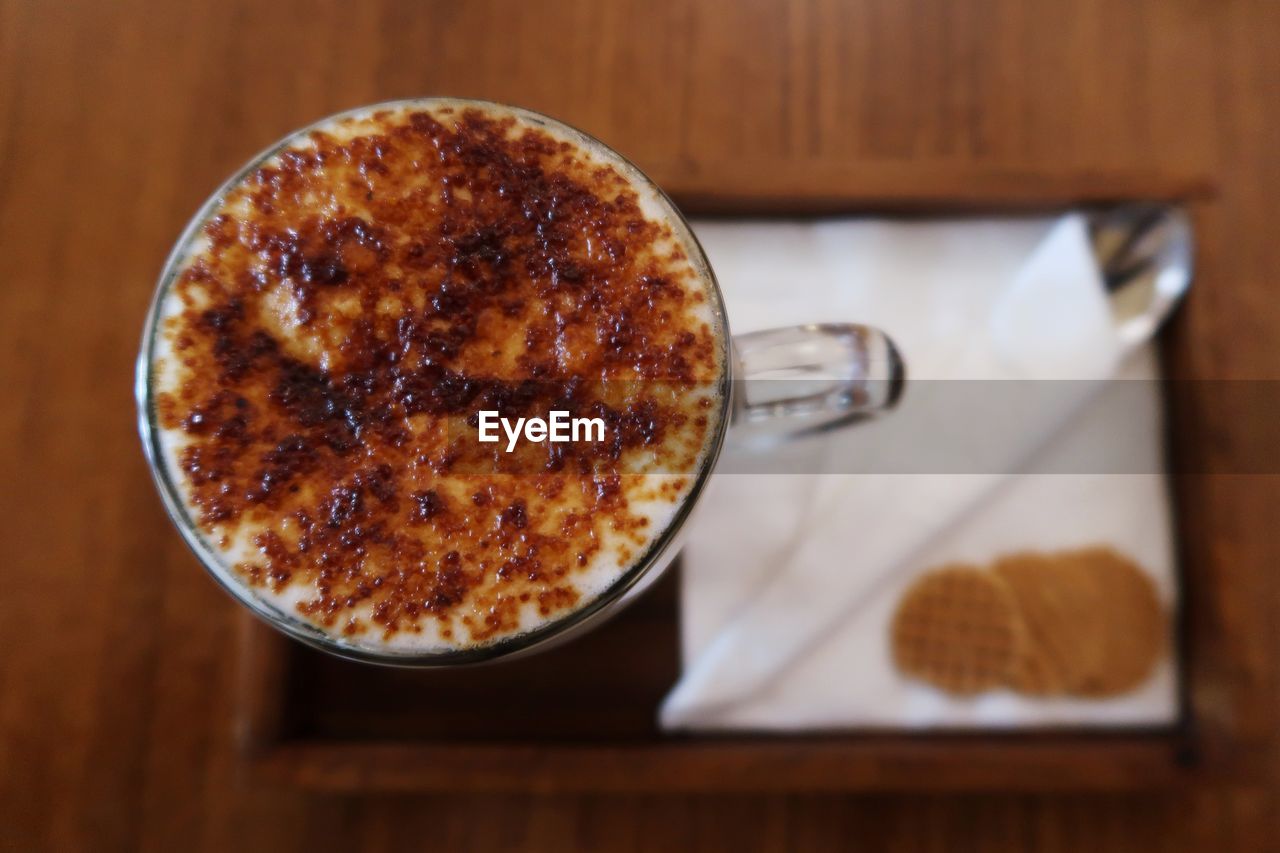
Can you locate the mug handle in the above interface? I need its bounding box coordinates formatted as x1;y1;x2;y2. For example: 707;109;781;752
730;323;905;446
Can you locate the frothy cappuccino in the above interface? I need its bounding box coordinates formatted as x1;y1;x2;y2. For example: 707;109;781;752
142;100;727;657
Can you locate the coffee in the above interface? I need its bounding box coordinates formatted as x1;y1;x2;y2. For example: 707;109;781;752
145;101;727;654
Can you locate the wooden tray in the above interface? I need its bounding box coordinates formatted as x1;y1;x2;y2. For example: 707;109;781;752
234;168;1257;793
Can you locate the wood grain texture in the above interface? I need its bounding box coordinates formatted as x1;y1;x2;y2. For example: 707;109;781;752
2;0;1278;850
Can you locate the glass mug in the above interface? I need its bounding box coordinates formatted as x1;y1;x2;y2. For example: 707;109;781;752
136;98;904;666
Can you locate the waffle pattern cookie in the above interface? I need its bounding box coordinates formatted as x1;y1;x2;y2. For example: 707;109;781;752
890;547;1167;699
994;547;1166;698
890;565;1023;696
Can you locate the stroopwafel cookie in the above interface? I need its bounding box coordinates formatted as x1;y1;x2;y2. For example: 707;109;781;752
994;547;1165;698
890;564;1024;696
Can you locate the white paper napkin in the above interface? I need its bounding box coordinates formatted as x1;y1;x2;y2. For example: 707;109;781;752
660;215;1178;731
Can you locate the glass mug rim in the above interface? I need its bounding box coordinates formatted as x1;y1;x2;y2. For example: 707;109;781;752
136;97;736;667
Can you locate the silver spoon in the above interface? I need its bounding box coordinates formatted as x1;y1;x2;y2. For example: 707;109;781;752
1088;203;1193;347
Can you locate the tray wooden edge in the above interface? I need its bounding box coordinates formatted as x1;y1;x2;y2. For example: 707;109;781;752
655;163;1215;215
248;734;1201;794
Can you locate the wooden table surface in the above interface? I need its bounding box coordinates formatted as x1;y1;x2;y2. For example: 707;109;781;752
3;1;1279;850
